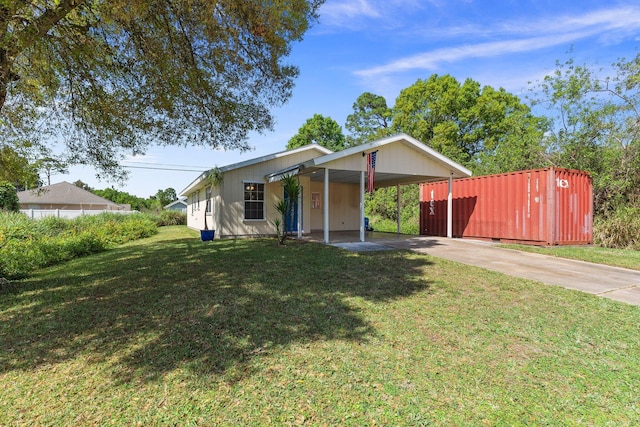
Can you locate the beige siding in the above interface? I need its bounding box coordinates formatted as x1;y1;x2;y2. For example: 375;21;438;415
216;152;320;237
327;153;367;172
186;148;324;236
328;182;361;230
309;181;361;231
320;142;454;178
374;143;452;177
187;190;206;230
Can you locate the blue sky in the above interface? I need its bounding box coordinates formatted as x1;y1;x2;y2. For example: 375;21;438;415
58;0;640;198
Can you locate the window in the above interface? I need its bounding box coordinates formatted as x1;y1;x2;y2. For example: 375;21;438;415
196;190;200;210
205;186;212;213
311;192;321;209
244;182;265;220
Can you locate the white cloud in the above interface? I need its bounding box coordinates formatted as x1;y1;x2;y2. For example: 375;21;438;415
356;32;592;77
319;0;381;28
318;0;435;30
355;6;640;78
418;5;640;40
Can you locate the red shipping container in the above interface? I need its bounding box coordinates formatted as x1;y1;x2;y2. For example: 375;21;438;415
420;168;593;245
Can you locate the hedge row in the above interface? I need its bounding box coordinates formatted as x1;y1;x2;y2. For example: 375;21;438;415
0;212;159;279
593;206;640;250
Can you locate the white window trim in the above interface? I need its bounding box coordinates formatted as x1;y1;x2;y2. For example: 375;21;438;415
243;180;266;221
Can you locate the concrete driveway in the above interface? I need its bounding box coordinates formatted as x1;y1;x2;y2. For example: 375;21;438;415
324;232;640;307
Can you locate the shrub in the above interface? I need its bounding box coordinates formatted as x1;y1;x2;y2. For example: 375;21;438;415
0;212;158;279
151;210;187;226
594;206;640;250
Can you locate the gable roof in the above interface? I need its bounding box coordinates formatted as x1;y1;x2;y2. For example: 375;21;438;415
180;143;333;195
267;133;472;186
164;198;188;209
17;182;123;207
303;133;471;175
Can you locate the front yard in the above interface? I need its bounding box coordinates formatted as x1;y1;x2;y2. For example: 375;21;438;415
1;226;639;425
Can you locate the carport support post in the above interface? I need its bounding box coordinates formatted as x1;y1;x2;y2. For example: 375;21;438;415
447;174;453;238
324;168;330;244
397;184;401;234
360;170;365;242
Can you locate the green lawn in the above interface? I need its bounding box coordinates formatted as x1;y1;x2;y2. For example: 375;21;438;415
2;226;640;425
501;244;640;271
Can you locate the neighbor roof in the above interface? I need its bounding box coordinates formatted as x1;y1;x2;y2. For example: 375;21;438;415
17;181;123;206
164;198;188;209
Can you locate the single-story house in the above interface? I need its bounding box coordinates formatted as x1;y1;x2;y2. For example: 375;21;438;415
180;133;472;243
18;181;130;212
164;197;188;213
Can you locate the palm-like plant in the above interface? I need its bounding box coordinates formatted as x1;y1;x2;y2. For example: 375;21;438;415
273;174;300;244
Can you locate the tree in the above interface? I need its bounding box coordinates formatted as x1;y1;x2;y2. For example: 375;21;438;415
0;145;40;190
0;0;324;178
287;114;346;151
345;92;393;146
362;76;547;230
393;74;548;172
73;180;93;192
529;55;640;214
92;187;151;211
0;180;19;211
37;157;69;186
154;188;177;208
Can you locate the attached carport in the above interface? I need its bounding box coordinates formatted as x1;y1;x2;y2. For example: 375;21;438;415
267;133;472;243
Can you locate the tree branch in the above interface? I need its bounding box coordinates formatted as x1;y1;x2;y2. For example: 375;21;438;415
9;0;86;58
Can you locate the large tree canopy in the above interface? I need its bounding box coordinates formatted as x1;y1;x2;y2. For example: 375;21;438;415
0;0;323;177
392;74;548;173
530;55;640;214
287;113;346;151
344;92;393;146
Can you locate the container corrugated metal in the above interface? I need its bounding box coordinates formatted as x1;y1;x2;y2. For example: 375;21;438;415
419;168;593;245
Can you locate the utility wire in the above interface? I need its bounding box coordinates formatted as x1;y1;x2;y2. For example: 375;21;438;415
121;164;208;172
122;161;212;169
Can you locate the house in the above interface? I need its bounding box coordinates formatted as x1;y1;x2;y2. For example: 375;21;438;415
164;198;188;213
18;181;130;219
180;133;472;242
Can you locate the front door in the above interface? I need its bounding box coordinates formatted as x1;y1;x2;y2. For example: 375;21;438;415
284;188;301;232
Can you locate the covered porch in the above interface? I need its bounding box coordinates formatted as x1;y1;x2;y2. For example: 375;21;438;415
268;134;472;244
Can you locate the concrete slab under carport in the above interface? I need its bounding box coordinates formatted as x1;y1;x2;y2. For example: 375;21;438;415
307;232;640;307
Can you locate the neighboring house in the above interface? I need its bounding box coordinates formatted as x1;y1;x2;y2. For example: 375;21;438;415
18;181;131;218
164;198;188;213
180;133;472;242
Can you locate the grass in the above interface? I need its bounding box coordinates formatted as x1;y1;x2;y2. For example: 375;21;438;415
501;244;640;271
367;215;420;235
2;226;640;425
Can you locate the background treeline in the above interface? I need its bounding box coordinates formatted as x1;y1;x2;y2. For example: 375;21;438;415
71;180;180;212
286;55;640;248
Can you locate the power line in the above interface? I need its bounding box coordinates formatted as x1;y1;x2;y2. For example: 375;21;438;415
122;161;212;169
122;165;206;172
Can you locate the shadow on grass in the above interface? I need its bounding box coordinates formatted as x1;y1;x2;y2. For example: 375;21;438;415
0;231;432;383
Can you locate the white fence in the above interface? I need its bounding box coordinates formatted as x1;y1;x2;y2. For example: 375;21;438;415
20;209;138;220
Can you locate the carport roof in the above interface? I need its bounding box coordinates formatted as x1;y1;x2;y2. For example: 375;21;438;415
266;133;472;187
